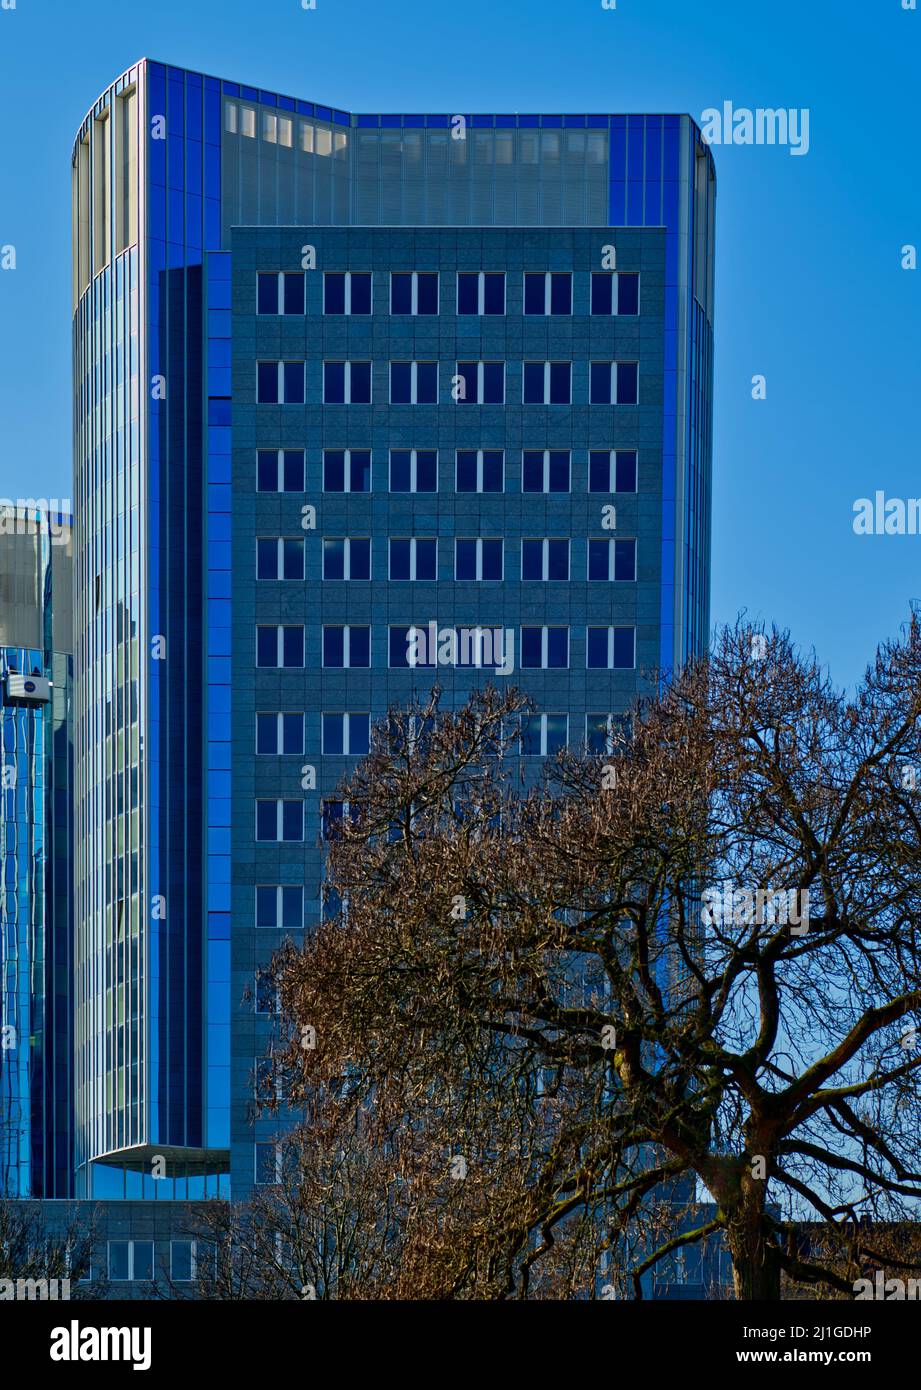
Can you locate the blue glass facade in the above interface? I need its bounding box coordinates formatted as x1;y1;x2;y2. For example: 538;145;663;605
67;60;715;1210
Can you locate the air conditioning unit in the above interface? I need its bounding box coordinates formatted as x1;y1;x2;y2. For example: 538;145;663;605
5;673;52;704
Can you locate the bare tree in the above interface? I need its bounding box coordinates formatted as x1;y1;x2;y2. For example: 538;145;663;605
0;1199;101;1296
268;619;921;1300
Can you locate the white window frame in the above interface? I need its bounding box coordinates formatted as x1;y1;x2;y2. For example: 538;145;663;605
522;713;569;757
256;448;305;493
256;536;305;581
522;450;571;494
524;361;571;405
321;712;370;755
389;537;437;581
256;798;304;843
256;712;305;756
108;1240;155;1282
323;361;372;404
455;537;504;582
588;537;637;582
257;271;304;314
593;272;641;315
521;537;569;582
457;271;505;315
524;271;572;315
259;360;305;404
589;449;638;494
390;271;439;315
389;448;438;493
587;626;637;670
322;625;370;669
256;625;305;669
455;360;504;405
455;449;505;493
521;626;570;670
255;884;304;930
390;361;438;404
323;271;372;316
322;448;372;493
322;537;371;581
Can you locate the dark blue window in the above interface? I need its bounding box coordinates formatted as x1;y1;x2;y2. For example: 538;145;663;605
350;538;371;579
481;538;503;580
416;450;437;491
521;628;543;668
483;273;504;314
349;714;370;755
256;801;277;840
281;887;303;928
591;273;613;315
390;538;411;580
323;713;344;755
482;451;503;491
390;363;412;403
589;450;637;493
455;539;477;580
483;362;504;403
257;362;278;403
522;363;544;403
617;273;639;315
524;274;545;315
323;450;345;491
256;627;278;666
323;538;345;579
349;627;370;666
283;273;305;315
456;362;477;404
256;540;276;579
415;538;437;579
257;450;277;490
350;273;372;314
324;273;346;314
550;274;572;314
614;628;635;668
457;273;478;315
588;540;610;581
281;801;303;841
350;362;372;402
391;273;413;313
521;540;543;581
616;362;639;405
550;362;571;403
614;538;636;581
257;274;279;314
390;451;412;491
587;628;609;668
256;714;277;754
547;628;568;668
283;362;304;403
256;887;277;928
548;539;569;580
590;363;613;405
324;362;346;403
283;451;304;490
323;627;345;666
548;452;570;491
282;627;304;666
416;273;438;314
456;451;478;491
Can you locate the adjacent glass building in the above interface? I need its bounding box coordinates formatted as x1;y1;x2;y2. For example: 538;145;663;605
68;60;715;1212
0;505;74;1200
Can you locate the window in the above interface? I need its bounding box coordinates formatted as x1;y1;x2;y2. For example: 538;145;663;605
524;272;572;315
586;713;630;755
323;626;371;668
389;626;436;668
588;538;637;582
589;450;638;493
255;885;304;930
390;361;438;404
591;272;640;316
323;361;372;403
257;361;305;404
256;713;305;756
455;361;504;405
521;714;569;756
108;1241;154;1282
523;361;571;404
322;712;371;755
457;272;505;315
587;626;636;669
521;538;570;581
256;799;304;842
323;449;371;492
255;1143;280;1186
256;625;304;668
171;1242;195;1283
322;537;371;580
389;538;438;581
256;537;304;581
255;969;279;1014
455;538;503;581
322;799;362;840
257;272;305;315
521;627;569;669
257;449;305;492
590;361;639;405
390;449;437;493
456;450;504;493
391;271;439;314
522;450;570;493
324;271;372;315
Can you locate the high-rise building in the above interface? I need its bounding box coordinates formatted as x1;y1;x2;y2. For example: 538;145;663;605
65;59;714;1264
0;505;74;1200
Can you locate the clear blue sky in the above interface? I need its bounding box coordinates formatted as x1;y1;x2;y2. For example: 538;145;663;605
0;0;918;688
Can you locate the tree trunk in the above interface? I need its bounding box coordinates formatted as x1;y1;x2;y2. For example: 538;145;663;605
727;1205;781;1300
